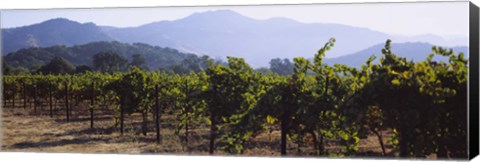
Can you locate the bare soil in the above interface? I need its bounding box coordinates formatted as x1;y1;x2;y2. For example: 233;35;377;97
1;99;395;158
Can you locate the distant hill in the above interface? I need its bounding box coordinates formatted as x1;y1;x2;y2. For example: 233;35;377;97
2;18;115;54
2;10;467;67
324;42;469;67
4;41;199;70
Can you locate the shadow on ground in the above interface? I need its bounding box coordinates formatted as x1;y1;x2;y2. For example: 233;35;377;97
11;137;110;149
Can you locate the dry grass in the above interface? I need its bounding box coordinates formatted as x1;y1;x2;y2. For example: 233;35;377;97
1;100;394;158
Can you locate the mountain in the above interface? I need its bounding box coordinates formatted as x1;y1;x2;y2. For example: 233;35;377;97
1;10;469;67
4;41;200;70
392;34;468;47
105;10;391;67
324;42;469;67
2;18;115;54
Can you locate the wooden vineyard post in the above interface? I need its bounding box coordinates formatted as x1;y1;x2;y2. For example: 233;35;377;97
23;82;26;109
3;84;6;107
184;80;189;151
155;84;160;144
12;83;16;108
120;96;124;135
33;84;37;113
280;108;288;156
209;87;217;155
209;112;216;155
90;81;95;129
65;82;69;122
49;82;53;118
319;74;329;156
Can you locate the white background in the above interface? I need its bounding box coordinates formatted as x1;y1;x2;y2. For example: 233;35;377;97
0;0;478;162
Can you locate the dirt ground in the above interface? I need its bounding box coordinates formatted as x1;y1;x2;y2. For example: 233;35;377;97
1;100;394;158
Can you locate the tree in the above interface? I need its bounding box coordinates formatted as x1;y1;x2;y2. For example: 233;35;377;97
129;54;147;70
168;54;214;74
2;58;14;75
92;51;128;73
75;65;92;74
269;58;294;75
255;67;272;74
37;56;75;74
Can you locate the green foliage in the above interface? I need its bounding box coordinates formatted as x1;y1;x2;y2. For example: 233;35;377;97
93;51;128;73
129;53;148;70
354;39;468;158
75;65;93;74
2;38;468;159
37;56;75;74
3;41;217;73
168;55;214;74
269;58;294;75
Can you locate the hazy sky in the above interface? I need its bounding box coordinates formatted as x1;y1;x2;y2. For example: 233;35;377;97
0;1;469;37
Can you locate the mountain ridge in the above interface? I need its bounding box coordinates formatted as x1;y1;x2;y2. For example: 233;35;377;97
2;18;115;54
1;10;469;67
324;42;469;67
